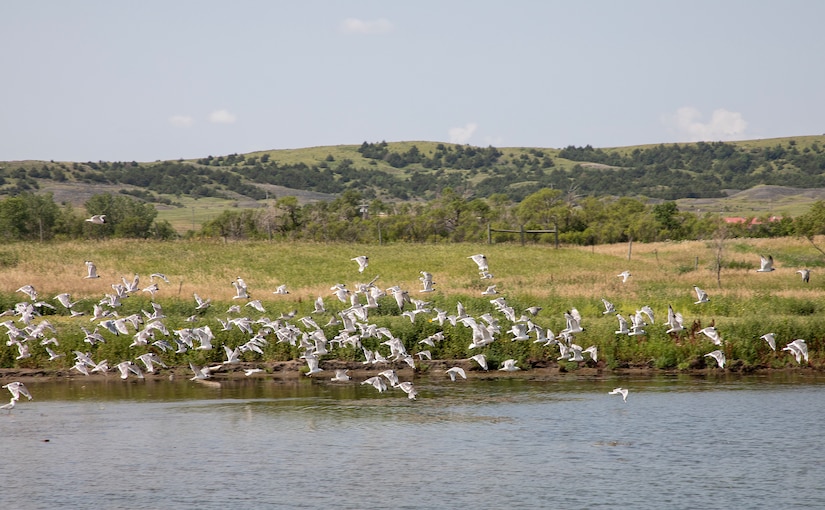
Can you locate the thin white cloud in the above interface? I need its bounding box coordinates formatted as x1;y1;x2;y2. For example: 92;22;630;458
209;109;237;124
449;122;478;144
339;17;394;35
663;106;748;141
168;115;194;128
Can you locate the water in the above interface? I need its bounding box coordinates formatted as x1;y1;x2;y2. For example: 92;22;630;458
2;372;824;509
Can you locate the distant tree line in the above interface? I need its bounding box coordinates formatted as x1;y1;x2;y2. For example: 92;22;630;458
0;192;175;242
3;188;824;246
198;188;804;246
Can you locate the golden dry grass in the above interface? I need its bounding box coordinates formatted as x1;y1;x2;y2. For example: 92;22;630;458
0;237;820;316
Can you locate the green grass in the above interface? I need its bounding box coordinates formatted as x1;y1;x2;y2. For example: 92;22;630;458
155;196;248;233
0;237;823;372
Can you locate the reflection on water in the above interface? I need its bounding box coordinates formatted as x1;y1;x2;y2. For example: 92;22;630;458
2;372;824;510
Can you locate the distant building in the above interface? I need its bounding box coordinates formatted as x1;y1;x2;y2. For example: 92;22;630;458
723;216;782;226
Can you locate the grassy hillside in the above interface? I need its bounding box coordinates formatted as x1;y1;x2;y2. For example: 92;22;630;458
3;135;825;233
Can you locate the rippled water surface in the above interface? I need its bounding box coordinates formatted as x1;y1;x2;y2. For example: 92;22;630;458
2;372;824;509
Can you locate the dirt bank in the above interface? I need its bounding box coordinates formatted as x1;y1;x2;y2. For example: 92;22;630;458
0;359;819;384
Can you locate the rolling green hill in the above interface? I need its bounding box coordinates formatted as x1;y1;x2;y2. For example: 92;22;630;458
3;135;825;232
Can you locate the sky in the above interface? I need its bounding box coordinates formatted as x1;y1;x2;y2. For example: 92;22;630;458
2;1;824;162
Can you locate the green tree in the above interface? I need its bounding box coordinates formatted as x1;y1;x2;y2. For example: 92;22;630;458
0;195;30;240
276;196;301;231
84;193;159;238
516;188;564;228
794;200;825;257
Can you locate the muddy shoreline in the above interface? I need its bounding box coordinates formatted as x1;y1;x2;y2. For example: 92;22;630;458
1;359;820;384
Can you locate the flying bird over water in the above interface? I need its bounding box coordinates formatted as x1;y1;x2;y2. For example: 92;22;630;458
188;362;212;380
446;366;467;381
397;381;418;400
361;376;388;393
470;353;488;371
608;387;628;402
330;369;351;382
116;361;144;380
2;381;33;401
704;349;726;368
0;397;16;411
498;359;521;372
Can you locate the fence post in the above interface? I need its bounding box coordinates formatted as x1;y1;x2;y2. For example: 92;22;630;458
487;223;492;244
520;225;525;246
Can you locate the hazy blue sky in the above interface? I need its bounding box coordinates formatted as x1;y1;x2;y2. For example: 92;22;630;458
2;1;823;162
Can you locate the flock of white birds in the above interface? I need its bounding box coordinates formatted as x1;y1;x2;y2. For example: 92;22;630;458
0;249;815;411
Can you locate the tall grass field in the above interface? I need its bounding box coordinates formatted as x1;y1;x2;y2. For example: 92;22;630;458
0;237;822;373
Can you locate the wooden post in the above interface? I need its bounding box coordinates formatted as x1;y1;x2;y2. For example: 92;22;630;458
487;223;492;244
554;223;559;249
520;225;525;246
